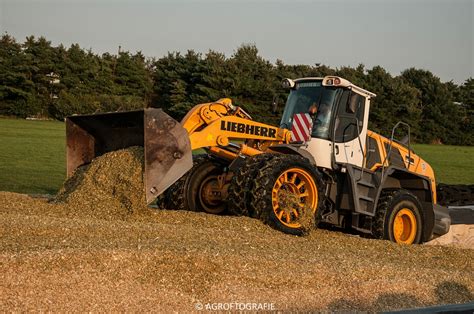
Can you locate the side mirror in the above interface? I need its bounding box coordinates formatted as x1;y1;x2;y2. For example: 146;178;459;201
347;93;358;114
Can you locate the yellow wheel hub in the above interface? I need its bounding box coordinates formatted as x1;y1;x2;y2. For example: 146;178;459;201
271;168;318;228
199;175;226;214
393;208;417;244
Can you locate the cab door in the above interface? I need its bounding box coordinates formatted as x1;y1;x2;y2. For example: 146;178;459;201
333;90;368;168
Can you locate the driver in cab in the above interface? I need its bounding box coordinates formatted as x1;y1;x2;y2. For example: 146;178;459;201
309;102;331;138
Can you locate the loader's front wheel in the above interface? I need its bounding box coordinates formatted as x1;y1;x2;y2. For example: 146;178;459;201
249;155;324;235
373;189;423;244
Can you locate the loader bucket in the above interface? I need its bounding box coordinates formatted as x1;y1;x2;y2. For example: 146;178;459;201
66;108;193;204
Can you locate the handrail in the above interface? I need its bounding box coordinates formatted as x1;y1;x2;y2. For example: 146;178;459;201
381;121;411;181
352;116;365;181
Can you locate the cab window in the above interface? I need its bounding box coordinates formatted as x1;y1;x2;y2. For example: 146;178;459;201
334;92;365;143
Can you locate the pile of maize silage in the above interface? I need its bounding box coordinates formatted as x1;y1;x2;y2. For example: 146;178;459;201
277;189;315;234
54;146;148;220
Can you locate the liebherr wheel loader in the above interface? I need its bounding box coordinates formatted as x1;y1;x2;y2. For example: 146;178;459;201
66;76;451;244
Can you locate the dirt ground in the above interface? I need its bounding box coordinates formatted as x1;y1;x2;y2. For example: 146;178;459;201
1;148;473;311
1;192;473;312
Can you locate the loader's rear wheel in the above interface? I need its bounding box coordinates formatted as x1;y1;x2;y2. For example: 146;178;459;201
373;189;423;244
186;160;227;214
227;153;276;217
249;155;324;235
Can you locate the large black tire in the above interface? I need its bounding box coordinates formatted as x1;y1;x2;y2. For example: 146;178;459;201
373;189;424;244
184;158;228;214
227;153;276;217
156;154;209;211
249;155;325;236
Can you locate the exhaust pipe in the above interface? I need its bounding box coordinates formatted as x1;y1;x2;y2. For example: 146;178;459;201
66;109;193;204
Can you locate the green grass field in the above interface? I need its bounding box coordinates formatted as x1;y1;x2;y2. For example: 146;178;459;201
412;144;474;185
0;117;472;195
0;118;65;194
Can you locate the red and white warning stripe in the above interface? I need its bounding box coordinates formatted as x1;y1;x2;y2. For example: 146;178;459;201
291;113;313;142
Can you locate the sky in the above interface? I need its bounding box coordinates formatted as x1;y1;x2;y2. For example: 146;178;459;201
0;0;472;83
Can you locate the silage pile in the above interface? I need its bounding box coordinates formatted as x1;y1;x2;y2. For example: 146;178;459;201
1;196;473;311
53;146;149;220
1;169;473;311
277;189;315;233
1;146;473;311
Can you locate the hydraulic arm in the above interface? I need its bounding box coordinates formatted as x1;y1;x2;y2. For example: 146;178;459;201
66;98;289;203
181;98;290;160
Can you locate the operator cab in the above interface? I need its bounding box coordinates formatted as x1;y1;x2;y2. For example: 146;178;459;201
280;78;338;140
280;76;376;169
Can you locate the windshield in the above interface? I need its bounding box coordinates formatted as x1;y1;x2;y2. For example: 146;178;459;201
280;81;341;140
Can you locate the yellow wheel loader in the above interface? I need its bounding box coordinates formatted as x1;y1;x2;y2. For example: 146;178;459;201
66;76;451;244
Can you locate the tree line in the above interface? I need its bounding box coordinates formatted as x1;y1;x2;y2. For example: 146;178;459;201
0;34;472;145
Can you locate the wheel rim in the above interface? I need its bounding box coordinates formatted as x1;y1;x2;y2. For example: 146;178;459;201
393;208;417;244
199;175;226;214
271;168;318;228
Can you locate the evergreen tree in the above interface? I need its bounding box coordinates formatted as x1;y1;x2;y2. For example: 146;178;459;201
365;66;421;140
0;34;36;117
401;68;464;144
0;33;470;145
